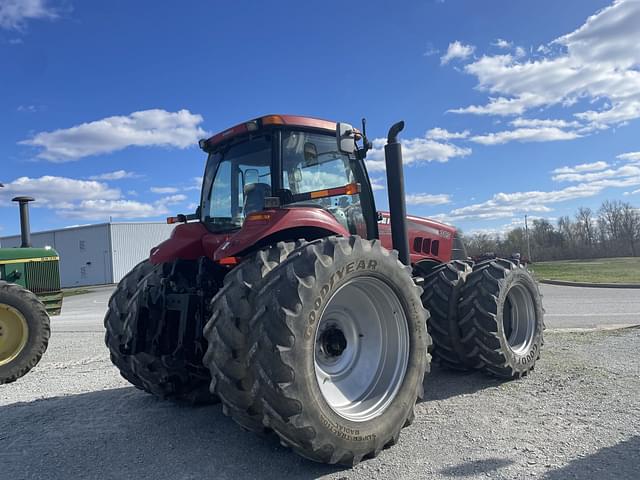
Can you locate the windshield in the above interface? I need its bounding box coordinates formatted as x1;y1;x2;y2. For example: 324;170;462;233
201;135;271;230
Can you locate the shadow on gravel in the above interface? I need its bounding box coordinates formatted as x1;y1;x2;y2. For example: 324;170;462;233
421;365;503;402
542;436;640;480
440;458;513;477
0;387;344;480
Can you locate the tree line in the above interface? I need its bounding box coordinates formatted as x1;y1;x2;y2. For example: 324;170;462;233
463;200;640;262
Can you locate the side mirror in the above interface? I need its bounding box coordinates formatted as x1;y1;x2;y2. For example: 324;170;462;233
337;122;356;154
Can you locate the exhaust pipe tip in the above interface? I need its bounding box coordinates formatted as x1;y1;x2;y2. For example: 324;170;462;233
12;196;35;248
387;121;405;144
12;196;35;203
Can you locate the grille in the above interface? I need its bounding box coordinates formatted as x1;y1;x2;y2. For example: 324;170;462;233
24;260;61;293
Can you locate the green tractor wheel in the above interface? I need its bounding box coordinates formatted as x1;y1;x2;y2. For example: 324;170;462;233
0;281;51;384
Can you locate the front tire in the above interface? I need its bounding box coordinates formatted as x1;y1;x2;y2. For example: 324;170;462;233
0;281;50;384
253;236;429;465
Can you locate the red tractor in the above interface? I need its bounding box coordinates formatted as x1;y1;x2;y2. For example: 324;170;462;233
105;115;544;465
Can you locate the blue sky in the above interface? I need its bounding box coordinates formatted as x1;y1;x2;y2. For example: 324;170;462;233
1;0;639;237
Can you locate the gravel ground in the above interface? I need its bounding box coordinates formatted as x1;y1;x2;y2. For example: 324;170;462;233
1;325;638;480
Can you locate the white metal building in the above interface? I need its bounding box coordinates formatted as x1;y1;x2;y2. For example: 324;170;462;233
0;222;176;288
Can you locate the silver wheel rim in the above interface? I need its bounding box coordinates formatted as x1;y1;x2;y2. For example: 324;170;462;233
314;276;409;422
503;283;537;355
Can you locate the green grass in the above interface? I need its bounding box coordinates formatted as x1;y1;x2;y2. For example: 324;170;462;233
531;257;640;284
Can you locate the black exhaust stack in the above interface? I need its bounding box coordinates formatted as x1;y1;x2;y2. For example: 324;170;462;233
384;121;410;266
12;196;35;248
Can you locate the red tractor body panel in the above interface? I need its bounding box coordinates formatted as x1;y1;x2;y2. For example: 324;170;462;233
378;212;456;265
151;209;456;267
150;207;349;265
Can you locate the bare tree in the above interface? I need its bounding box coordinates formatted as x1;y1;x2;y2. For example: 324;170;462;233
576;207;594;245
620;202;640;256
598;200;624;244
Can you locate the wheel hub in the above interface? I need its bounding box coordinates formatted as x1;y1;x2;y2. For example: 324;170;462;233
319;326;347;358
503;284;537;355
314;276;409;423
0;303;29;366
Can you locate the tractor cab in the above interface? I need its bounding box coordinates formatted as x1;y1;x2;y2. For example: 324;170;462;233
198;115;378;241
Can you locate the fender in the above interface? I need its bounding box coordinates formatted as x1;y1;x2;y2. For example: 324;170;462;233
210;207;349;261
149;222;209;265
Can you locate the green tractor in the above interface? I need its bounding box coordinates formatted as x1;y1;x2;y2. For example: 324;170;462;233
0;195;63;384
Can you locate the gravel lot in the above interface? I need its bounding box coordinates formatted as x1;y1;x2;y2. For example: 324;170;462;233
1;287;639;480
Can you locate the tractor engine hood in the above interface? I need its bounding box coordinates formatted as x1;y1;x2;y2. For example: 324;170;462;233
0;247;59;263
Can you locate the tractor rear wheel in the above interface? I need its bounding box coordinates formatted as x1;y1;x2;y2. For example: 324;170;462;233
458;259;544;379
420;260;474;370
203;240;306;432
0;281;50;384
252;236;429;465
105;259;218;403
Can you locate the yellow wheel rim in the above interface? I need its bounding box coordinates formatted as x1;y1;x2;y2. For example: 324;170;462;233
0;303;29;366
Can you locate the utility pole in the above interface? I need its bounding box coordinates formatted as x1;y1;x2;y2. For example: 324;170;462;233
525;214;532;262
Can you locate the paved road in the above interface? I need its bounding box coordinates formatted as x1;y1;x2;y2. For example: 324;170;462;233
54;283;640;334
540;284;640;329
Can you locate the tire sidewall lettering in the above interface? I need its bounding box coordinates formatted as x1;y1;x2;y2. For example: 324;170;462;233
303;258;378;341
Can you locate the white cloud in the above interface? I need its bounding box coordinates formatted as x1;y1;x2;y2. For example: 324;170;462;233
440;41;475;65
447;184;601;221
158;194;187;205
405;193;451;206
89;170;137;181
492;39;512;49
17;104;43;113
623;188;640;196
370;177;385;191
425;127;470;140
552;165;640;183
20;109;207;162
0;175;174;220
471;126;580;145
150;186;179;194
61;200;163;220
449;0;640;128
511;118;581;129
617;151;640;162
366;136;471;172
446;147;640;222
0;0;57;30
0;176;120;208
423;43;439;57
449;93;543;116
552;161;610;175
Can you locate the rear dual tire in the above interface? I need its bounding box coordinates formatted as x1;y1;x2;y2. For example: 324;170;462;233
459;259;544;378
203;240;307;432
420;260;474;370
105;260;217;402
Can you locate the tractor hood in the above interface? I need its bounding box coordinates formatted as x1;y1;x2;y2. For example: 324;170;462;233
0;247;59;263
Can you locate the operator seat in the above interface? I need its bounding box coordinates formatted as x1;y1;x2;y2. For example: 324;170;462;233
243;182;271;215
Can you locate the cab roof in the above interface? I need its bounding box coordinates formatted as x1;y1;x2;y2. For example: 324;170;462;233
202;114;354;151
